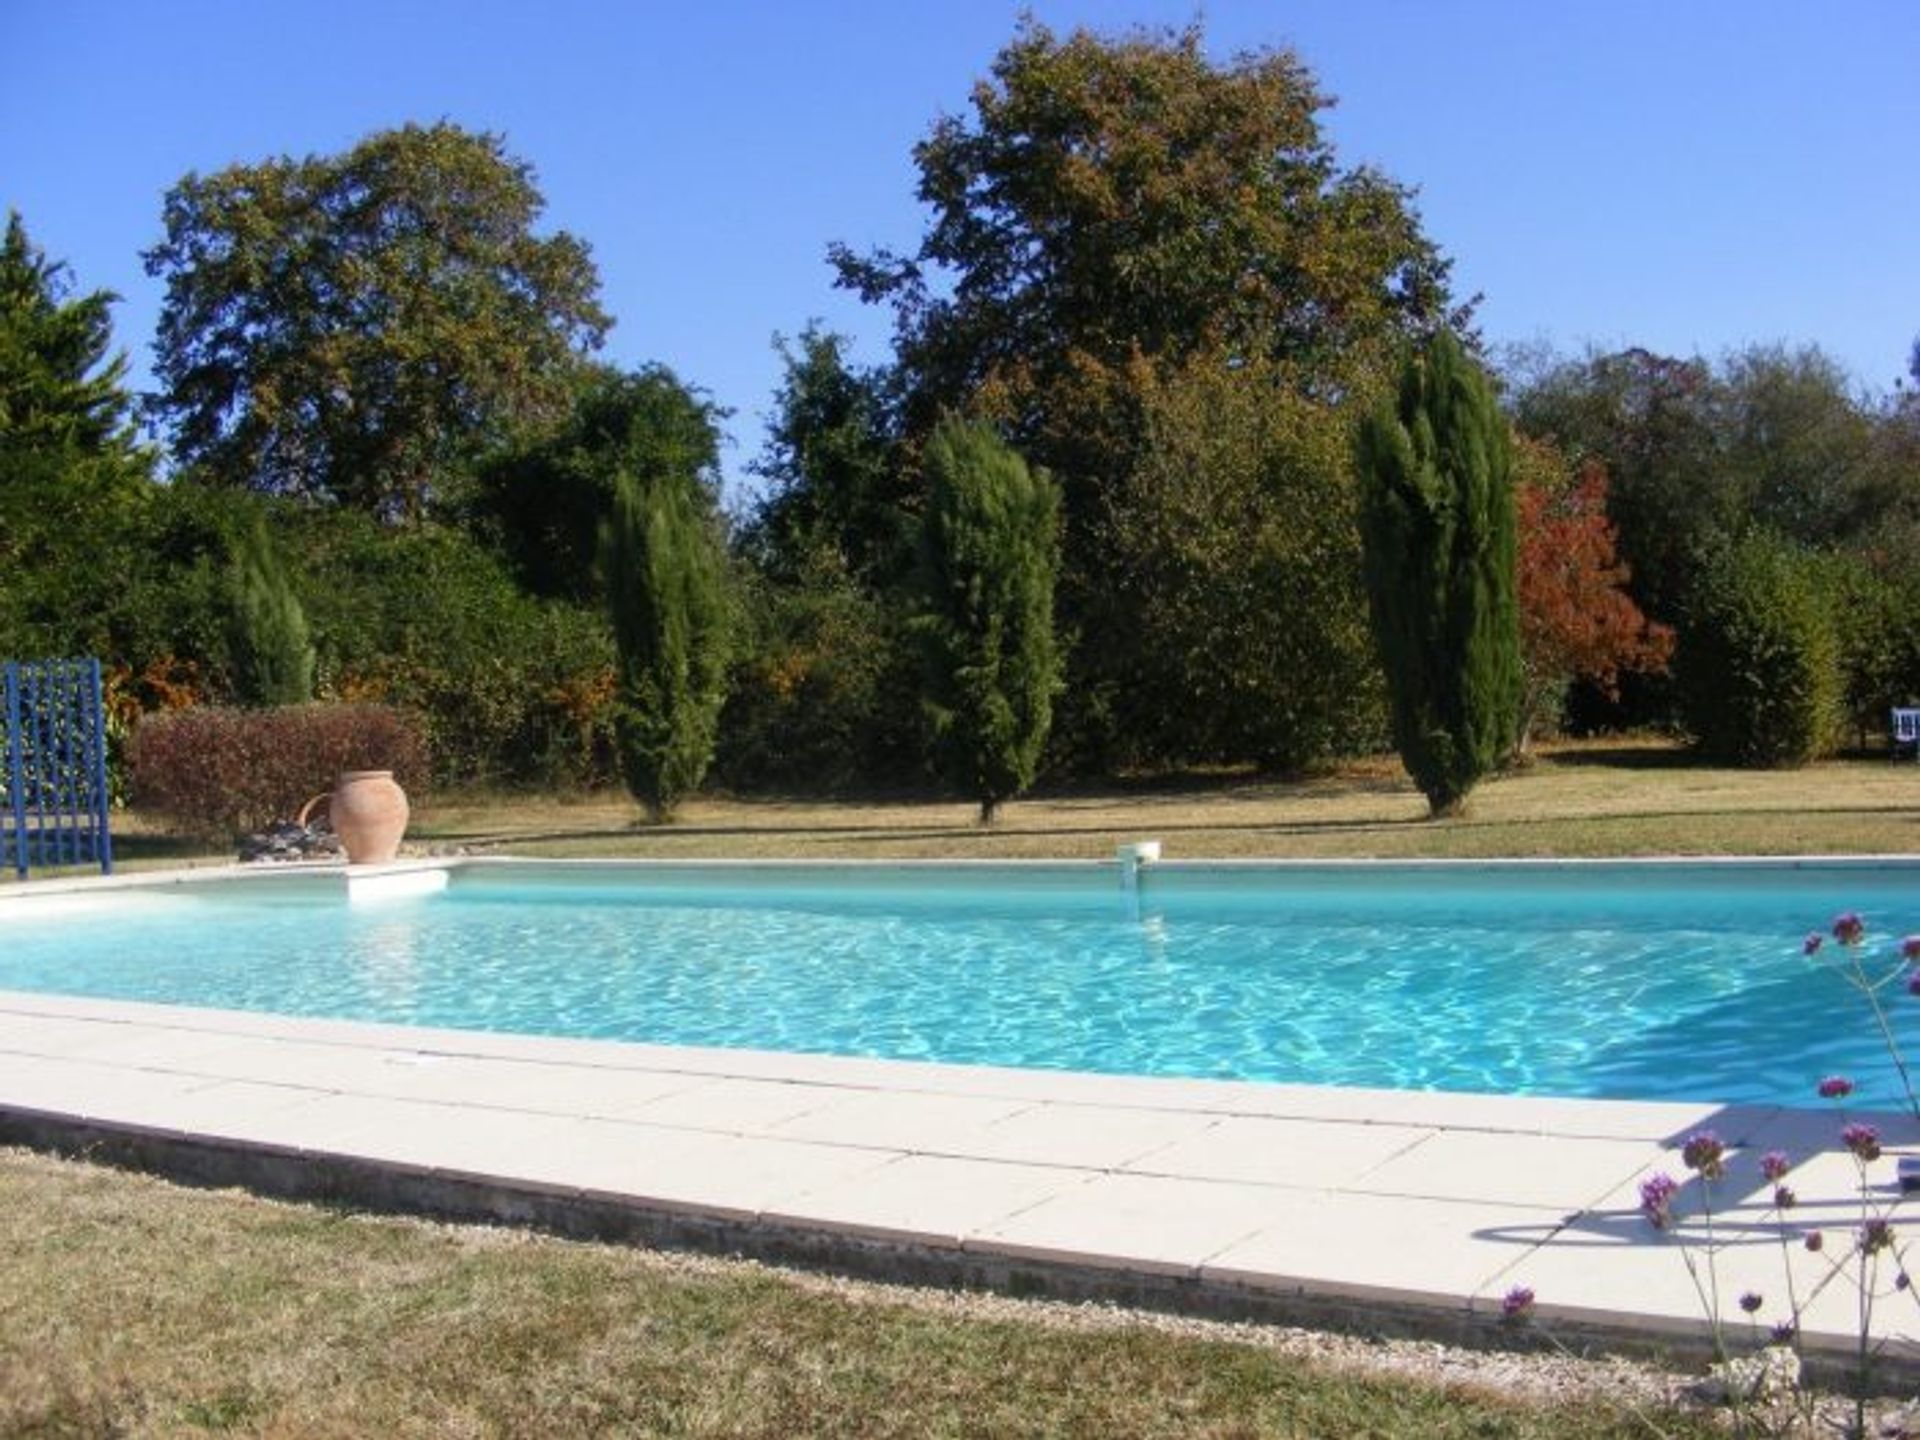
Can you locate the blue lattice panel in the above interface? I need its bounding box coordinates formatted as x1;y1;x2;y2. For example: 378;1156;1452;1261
2;658;114;878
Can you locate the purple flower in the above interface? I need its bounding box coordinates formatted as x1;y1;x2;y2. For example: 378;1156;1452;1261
1819;1075;1856;1100
1771;1320;1798;1345
1775;1185;1798;1210
1761;1150;1792;1182
1843;1122;1883;1162
1805;932;1825;956
1805;1229;1825;1253
1904;935;1920;962
1682;1131;1727;1180
1834;912;1866;946
1501;1284;1535;1320
1739;1290;1764;1314
1907;969;1920;999
1861;1218;1895;1255
1899;1272;1913;1292
1640;1172;1681;1230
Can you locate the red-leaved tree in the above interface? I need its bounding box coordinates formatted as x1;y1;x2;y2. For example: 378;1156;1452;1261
1514;439;1674;752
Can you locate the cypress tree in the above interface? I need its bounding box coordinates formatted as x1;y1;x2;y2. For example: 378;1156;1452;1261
915;417;1061;824
1355;333;1520;817
601;465;731;823
227;515;314;706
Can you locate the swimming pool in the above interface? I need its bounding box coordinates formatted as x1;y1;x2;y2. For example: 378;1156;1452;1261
2;858;1913;1106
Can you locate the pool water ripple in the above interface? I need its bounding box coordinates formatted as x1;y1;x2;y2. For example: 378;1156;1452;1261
2;862;1913;1105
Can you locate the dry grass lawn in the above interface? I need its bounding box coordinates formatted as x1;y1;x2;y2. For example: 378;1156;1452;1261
0;1147;1721;1439
412;738;1920;862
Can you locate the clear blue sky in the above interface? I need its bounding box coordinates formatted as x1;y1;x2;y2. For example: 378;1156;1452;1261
4;1;1915;500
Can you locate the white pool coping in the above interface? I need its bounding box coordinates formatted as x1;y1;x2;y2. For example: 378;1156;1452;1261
4;855;1919;1373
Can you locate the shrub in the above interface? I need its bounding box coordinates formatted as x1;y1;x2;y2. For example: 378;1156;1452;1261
1097;353;1387;773
1678;533;1842;766
715;571;922;793
128;703;427;838
1818;556;1920;749
289;511;616;788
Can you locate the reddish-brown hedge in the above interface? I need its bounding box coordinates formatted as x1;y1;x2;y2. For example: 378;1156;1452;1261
127;703;429;839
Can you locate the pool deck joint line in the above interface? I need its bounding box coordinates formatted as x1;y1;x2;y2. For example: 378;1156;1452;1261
5;857;1920;1378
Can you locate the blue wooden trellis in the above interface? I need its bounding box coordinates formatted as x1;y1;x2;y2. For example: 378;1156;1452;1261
2;658;113;878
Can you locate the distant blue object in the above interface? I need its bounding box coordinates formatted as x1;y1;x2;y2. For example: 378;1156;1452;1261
1894;707;1920;760
2;658;113;878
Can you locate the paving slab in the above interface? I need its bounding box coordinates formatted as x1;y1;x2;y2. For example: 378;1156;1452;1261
769;1089;1035;1152
970;1171;1285;1276
767;1153;1095;1247
1202;1189;1563;1304
1126;1114;1432;1190
957;1101;1220;1170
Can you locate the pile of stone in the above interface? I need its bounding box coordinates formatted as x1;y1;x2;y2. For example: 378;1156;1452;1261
237;819;343;864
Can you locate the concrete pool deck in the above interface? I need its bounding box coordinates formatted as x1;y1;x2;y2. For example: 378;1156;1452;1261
2;979;1917;1375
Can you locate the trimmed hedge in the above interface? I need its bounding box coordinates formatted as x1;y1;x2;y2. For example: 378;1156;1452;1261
128;703;428;838
1678;533;1842;767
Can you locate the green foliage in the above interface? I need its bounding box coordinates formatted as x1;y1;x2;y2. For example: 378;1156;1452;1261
715;569;922;793
1098;353;1386;770
473;365;723;604
0;210;154;493
289;511;617;788
1508;347;1729;626
834;18;1463;439
127;703;426;838
914;418;1061;822
741;325;909;587
1509;343;1920;631
1357;334;1521;817
602;464;733;822
144;122;610;519
0;476;249;705
833;19;1463;770
226;516;314;706
1808;554;1920;749
1677;533;1842;767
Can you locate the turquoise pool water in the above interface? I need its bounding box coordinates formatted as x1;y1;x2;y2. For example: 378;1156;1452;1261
2;861;1914;1105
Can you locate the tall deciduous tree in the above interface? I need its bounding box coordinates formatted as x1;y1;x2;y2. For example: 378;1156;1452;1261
832;20;1464;761
914;417;1060;823
145;123;610;520
1512;440;1672;753
833;18;1462;449
601;458;732;823
1357;333;1520;817
0;210;152;490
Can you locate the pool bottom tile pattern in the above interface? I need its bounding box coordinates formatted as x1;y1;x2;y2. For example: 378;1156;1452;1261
1;986;1915;1370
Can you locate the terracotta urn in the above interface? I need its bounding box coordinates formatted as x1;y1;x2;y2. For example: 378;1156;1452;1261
330;770;409;864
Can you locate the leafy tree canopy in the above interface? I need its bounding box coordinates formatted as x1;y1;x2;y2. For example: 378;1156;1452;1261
831;17;1465;449
1511;438;1671;751
0;210;152;489
1509;343;1918;622
145;122;611;520
475;364;723;604
741;325;909;588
